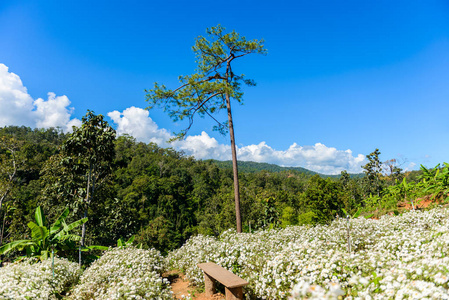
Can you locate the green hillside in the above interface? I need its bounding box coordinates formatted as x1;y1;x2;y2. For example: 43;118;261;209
2;123;445;267
206;159;364;179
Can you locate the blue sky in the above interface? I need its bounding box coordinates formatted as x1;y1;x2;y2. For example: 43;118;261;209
1;0;448;174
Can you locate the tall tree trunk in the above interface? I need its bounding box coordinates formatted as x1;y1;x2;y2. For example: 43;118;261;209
0;210;6;247
225;92;242;233
0;189;10;213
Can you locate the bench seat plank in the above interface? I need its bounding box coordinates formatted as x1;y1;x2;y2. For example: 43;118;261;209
198;263;248;288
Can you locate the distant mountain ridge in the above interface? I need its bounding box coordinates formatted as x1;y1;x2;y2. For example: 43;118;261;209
206;160;364;178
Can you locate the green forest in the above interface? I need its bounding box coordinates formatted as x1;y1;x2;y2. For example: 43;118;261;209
1;112;447;265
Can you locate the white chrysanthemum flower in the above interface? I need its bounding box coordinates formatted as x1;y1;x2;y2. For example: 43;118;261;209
166;207;449;299
0;257;80;299
70;247;172;300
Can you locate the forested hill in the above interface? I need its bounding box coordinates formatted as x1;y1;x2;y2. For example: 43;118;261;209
0;124;440;260
0;125;368;256
207;159;364;179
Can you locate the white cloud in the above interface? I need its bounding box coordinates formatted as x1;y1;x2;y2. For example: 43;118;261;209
34;92;81;131
0;64;80;132
0;64;366;174
108;107;366;174
238;142;366;174
66;118;82;131
108;106;172;146
0;64;35;127
173;131;230;159
404;162;417;172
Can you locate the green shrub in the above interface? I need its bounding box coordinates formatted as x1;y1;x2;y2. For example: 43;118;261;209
297;211;317;225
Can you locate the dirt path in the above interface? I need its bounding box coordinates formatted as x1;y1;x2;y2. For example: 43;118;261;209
398;195;441;210
164;271;224;300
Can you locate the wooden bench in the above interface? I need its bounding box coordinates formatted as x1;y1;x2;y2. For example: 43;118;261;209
197;262;248;300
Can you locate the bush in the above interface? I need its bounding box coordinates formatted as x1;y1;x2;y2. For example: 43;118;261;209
0;257;80;299
280;206;298;227
297;211;317;225
70;247;172;299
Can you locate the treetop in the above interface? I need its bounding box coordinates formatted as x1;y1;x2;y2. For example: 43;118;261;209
145;25;266;140
193;24;267;75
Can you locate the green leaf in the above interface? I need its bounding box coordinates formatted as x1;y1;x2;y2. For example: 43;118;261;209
0;240;36;255
55;217;88;240
50;207;69;235
65;217;88;232
41;250;49;260
58;234;82;242
126;235;135;245
86;245;109;251
35;206;46;227
28;222;48;241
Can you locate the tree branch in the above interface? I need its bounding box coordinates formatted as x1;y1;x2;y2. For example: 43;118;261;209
176;91;224;138
188;92;223;115
233;52;251;59
170;76;217;95
204;107;226;128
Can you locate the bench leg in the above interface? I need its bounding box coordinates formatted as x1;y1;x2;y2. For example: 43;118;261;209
204;273;216;297
225;286;243;300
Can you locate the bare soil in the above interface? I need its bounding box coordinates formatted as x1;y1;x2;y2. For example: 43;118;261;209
163;271;224;300
398;194;447;210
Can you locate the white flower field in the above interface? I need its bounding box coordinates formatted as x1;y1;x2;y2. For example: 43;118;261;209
168;207;449;299
0;257;80;299
1;207;449;299
70;247;173;299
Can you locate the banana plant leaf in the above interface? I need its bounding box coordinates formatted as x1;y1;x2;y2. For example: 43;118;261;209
54;217;87;240
0;240;37;255
49;208;70;235
1;206;88;260
28;222;49;242
84;245;109;251
57;234;82;243
34;206;46;227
